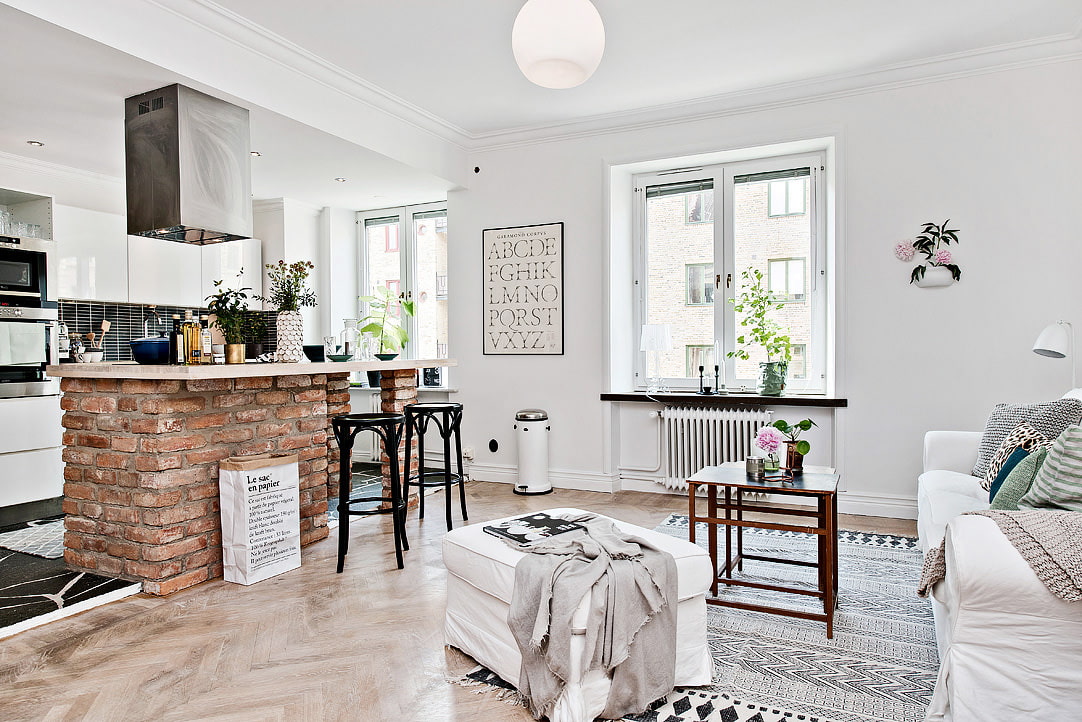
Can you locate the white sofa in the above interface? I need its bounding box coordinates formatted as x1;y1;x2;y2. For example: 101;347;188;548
918;431;1082;721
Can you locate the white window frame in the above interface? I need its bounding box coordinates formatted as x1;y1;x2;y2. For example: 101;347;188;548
632;152;827;393
356;201;446;361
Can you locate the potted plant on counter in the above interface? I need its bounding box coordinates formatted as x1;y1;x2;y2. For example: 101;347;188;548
255;260;317;363
359;286;415;361
205;280;250;364
728;267;791;396
241;311;267;360
771;418;817;471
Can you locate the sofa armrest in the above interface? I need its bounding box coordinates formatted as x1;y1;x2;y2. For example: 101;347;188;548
923;431;981;474
928;515;1082;718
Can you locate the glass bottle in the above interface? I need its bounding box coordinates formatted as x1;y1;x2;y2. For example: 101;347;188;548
169;314;184;365
199;315;213;364
338;318;361;361
182;310;201;365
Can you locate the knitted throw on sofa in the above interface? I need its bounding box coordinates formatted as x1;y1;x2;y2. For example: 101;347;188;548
918;510;1082;602
505;513;678;720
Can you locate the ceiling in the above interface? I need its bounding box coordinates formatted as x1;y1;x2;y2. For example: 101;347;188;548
1;1;1080;211
214;0;1082;135
0;3;453;212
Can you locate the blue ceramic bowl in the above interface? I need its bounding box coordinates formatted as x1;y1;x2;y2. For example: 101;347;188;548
130;336;170;364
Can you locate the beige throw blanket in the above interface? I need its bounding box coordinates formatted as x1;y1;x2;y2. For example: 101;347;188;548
918;510;1082;601
506;513;678;720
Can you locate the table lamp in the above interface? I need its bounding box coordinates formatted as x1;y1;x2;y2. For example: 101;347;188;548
640;323;673;392
1033;320;1075;389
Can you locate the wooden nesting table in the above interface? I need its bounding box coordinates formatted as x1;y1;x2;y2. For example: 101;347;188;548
686;464;840;637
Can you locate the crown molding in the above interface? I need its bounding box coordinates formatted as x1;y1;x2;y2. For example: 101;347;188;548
0;150;122;187
154;0;471;148
467;29;1082;151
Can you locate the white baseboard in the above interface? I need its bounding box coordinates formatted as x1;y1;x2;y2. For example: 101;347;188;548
468;462;618;493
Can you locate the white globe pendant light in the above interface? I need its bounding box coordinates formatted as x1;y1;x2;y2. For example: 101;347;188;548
512;0;605;89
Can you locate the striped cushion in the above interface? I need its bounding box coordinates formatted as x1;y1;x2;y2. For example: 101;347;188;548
982;423;1051;490
990;447;1049;511
1019;425;1082;512
972;400;1082;479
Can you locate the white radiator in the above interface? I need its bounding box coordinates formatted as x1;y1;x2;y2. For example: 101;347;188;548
660;406;773;490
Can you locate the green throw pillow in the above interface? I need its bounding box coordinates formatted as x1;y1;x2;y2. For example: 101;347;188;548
990;447;1048;510
1019;425;1082;511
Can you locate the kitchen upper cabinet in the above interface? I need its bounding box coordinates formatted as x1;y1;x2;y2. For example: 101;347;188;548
127;235;202;306
53;205;129;302
201;237;263;301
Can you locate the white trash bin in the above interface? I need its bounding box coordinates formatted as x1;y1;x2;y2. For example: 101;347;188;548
513;409;551;495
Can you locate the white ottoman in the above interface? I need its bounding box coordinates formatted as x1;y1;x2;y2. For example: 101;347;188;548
443;508;714;721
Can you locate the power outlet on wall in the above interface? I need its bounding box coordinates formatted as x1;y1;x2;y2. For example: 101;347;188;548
463;447;475;461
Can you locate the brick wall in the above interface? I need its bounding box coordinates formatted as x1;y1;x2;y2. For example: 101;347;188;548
60;373;345;596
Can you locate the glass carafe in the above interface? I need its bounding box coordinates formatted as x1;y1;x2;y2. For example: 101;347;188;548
338;319;361;360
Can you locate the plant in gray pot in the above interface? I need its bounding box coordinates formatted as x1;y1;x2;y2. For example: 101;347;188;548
728;266;791;396
205;280;250;364
255;260;317;363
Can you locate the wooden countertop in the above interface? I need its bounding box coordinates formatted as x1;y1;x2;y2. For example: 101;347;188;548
46;358;456;380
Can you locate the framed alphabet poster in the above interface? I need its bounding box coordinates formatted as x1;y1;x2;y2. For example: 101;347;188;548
483;222;564;355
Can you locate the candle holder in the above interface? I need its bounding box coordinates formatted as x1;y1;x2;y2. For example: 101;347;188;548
714;364;728;395
697;365;715;395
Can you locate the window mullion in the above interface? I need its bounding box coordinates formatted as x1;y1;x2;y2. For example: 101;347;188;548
718;168;735;389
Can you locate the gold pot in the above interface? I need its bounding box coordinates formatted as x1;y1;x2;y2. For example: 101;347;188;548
225;343;246;364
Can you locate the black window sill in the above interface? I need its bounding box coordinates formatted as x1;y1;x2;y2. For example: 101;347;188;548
600;392;847;408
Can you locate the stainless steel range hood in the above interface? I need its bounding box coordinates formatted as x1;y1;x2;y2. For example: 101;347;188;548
125;84;252;244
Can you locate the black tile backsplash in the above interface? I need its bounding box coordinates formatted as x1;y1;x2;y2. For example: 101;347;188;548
59;300;277;362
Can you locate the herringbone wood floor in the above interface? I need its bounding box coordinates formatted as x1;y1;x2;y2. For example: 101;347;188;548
0;482;915;721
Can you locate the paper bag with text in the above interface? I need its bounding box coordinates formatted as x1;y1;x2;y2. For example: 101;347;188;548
219;453;301;585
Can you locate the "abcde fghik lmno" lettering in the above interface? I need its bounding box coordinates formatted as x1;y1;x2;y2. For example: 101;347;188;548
485;229;560;351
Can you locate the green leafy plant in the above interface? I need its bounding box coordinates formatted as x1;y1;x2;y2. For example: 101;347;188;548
899;219;961;284
359;286;415;353
241;311;267;344
204;280;250;344
772;418;817;456
255;260;317;312
728;267;791;363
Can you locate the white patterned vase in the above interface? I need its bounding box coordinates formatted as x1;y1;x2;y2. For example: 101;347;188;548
276;311;304;363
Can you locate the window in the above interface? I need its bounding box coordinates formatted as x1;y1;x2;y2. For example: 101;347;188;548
768;258;806;301
685;191;714;224
685;345;715;377
359;203;448;364
685;263;714;305
790;344;807;379
634;154;825;393
768;177;807;217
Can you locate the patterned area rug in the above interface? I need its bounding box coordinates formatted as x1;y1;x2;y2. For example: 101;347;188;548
457;514;937;722
0;518;64;559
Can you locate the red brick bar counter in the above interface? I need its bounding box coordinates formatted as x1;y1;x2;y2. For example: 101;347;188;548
46;359;454;596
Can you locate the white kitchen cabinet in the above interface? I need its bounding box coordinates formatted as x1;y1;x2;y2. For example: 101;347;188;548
53;205;129;302
201;237;263;301
127;235;202;306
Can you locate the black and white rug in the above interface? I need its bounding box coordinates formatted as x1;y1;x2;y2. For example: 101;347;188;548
0;517;142;639
459;515;937;722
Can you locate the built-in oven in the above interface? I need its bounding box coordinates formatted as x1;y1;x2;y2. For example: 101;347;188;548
0;238;59;398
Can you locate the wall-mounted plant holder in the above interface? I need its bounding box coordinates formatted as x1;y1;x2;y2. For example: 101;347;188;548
895;219;961;288
913;265;955;288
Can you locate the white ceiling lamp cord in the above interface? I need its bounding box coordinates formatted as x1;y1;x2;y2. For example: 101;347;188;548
512;0;605;89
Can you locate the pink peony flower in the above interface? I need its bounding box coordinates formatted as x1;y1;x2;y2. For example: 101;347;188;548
755;426;784;455
935;249;952;265
894;241;915;262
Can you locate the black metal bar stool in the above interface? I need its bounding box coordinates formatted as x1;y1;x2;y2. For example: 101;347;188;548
403;402;466;531
331;412;408;572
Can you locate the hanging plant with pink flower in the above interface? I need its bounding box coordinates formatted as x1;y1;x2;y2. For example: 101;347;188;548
897;219;961;284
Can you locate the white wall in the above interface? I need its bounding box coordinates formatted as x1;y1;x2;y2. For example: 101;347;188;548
448;60;1082;515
